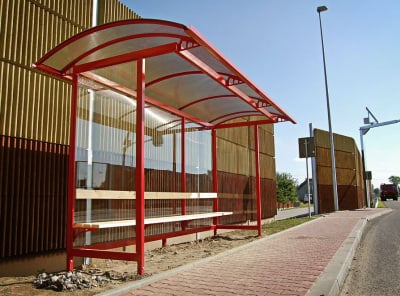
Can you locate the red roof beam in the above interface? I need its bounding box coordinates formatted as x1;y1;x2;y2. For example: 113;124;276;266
210;111;261;124
61;33;193;74
186;26;296;124
177;49;277;121
207;119;276;130
72;42;179;74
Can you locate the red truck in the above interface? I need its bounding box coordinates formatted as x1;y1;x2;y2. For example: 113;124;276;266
380;183;399;201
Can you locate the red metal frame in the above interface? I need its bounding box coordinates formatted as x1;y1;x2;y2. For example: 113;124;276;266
34;19;188;69
73;225;216;252
177;49;276;121
185;25;296;124
212;129;219;236
66;74;78;271
73;43;178;74
33;18;297;275
181;118;187;232
61;33;192;74
34;19;295;130
254;125;262;236
135;58;146;275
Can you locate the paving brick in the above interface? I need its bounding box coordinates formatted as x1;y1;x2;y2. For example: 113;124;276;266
102;208;390;296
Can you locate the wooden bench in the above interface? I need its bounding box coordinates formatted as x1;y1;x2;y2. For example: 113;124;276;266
74;212;232;229
75;189;218;200
74;189;232;231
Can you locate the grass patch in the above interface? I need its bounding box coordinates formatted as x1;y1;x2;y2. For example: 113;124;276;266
262;216;315;235
297;202;313;209
377;200;386;208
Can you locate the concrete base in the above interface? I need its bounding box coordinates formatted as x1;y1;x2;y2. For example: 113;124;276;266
0;251;83;277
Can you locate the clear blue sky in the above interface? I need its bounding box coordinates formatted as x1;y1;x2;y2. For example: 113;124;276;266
120;0;400;187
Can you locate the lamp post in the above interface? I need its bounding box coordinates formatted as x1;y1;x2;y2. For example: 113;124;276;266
317;5;339;211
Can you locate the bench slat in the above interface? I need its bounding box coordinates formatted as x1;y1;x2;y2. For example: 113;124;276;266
76;189;217;200
74;212;232;229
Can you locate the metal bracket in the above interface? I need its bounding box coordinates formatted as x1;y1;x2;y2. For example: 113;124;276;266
255;99;271;109
226;75;243;86
179;40;200;50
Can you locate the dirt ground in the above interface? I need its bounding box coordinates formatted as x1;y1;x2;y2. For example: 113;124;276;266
0;230;260;296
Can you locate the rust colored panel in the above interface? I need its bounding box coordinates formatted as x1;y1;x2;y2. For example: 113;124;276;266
0;135;68;258
217;171;276;222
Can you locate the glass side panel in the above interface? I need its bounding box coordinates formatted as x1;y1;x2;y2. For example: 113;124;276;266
185;126;213;192
75;69;207;192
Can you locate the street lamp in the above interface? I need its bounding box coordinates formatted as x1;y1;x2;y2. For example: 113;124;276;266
317;5;339;211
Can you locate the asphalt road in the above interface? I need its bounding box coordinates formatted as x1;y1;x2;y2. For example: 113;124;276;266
340;201;400;296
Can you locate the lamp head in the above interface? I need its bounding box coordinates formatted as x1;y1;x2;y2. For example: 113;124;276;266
317;6;328;13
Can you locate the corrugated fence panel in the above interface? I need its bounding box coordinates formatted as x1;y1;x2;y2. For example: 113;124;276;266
1;0;90;69
98;0;140;24
0;61;71;144
314;128;365;213
0;0;89;144
0;135;69;258
260;153;275;179
259;126;275;156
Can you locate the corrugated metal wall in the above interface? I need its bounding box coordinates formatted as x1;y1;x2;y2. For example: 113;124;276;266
217;119;277;222
314;129;365;213
0;0;90;143
0;0;139;259
0;135;69;257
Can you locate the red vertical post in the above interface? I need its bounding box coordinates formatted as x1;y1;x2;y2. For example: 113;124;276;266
254;125;262;236
212;129;219;235
181;118;187;193
136;59;145;275
66;74;78;271
181;118;187;229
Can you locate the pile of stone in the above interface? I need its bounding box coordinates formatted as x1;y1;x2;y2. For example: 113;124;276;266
33;269;138;292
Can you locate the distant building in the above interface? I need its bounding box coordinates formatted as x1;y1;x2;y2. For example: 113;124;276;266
297;179;313;202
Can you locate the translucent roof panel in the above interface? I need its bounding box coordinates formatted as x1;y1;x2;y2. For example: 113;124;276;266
34;19;295;129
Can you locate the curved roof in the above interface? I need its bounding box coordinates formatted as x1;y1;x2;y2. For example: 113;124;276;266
34;19;295;128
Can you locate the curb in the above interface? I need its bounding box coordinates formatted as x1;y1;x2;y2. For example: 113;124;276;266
306;208;392;296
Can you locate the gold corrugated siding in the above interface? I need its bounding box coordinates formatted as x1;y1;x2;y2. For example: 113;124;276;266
260;153;275;179
0;61;71;144
314;128;355;152
0;0;92;144
1;0;90;70
98;0;140;24
259;125;275;156
314;128;365;212
0;0;139;143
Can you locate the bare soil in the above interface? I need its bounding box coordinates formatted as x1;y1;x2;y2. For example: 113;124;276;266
0;230;259;296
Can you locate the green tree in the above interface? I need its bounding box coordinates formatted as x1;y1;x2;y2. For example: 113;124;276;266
389;175;400;185
373;187;380;197
276;172;298;203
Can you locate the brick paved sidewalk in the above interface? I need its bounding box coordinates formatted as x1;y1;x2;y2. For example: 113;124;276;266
100;208;391;296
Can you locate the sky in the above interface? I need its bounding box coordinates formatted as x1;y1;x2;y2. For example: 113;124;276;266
120;0;400;188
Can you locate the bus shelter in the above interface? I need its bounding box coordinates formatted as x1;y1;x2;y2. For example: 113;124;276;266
34;19;295;274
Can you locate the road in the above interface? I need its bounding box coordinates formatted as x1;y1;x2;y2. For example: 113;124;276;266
340;201;400;296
